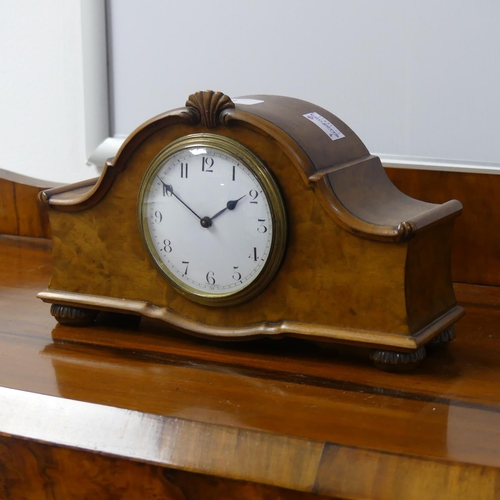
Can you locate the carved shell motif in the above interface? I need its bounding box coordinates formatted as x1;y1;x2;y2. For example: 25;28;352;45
185;90;235;128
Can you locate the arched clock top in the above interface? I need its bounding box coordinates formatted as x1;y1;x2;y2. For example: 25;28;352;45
218;94;462;242
37;106;198;211
39;90;462;243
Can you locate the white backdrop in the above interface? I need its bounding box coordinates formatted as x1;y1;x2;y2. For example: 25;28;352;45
1;1;499;187
0;0;108;186
107;0;500;170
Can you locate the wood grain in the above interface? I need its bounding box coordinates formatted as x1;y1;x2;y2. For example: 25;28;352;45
0;178;50;238
43;124;415;336
38;94;461;354
0;435;333;500
386;167;500;286
0;387;324;493
2;163;499;289
2;235;500;498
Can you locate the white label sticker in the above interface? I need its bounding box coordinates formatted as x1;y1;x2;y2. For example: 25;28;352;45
232;98;264;106
303;112;345;141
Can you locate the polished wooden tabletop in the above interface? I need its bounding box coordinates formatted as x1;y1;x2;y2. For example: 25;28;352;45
1;234;500;499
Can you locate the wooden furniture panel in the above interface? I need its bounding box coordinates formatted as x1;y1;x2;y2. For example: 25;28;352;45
0;435;332;500
0;179;51;239
386;168;500;286
1;234;500;498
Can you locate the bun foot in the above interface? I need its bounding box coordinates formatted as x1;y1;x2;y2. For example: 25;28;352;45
428;325;456;346
50;304;98;326
369;346;426;372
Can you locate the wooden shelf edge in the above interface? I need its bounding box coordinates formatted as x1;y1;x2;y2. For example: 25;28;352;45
2;386;499;498
0;386;322;493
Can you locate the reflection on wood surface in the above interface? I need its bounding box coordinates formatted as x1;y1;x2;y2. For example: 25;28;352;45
1;231;500;497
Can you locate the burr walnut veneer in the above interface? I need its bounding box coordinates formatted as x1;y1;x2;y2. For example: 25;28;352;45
37;91;463;369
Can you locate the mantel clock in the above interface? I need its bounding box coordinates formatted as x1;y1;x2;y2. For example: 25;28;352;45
38;91;464;370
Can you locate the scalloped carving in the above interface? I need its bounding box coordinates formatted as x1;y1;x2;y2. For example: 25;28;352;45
185;90;235;128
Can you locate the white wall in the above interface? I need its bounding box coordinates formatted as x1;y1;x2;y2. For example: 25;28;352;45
0;0;107;187
108;0;500;172
1;0;499;188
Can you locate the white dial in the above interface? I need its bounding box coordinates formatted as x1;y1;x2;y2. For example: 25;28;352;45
138;135;286;305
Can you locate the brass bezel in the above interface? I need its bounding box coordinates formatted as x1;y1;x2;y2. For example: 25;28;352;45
137;133;287;307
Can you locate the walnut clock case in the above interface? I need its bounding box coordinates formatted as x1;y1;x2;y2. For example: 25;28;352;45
38;91;464;370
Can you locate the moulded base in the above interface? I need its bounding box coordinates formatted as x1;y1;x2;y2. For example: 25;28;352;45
38;289;465;355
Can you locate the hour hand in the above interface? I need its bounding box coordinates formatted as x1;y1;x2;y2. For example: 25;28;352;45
210;195;246;221
227;195;246;210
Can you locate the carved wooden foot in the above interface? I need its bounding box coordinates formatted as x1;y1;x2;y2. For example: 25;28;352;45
427;325;456;346
369;346;426;372
50;304;98;327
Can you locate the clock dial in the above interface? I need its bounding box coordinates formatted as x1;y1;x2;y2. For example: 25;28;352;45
138;134;287;305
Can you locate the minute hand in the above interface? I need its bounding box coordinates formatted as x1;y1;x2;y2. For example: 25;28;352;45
210;195;247;221
157;177;201;220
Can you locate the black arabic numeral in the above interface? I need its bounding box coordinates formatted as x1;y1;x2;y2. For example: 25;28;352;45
163;239;172;253
154;211;163;223
257;219;267;233
162;183;173;197
249;189;259;204
232;165;236;181
249;247;258;262
202;157;214;172
182;261;189;276
206;271;216;285
232;266;242;281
